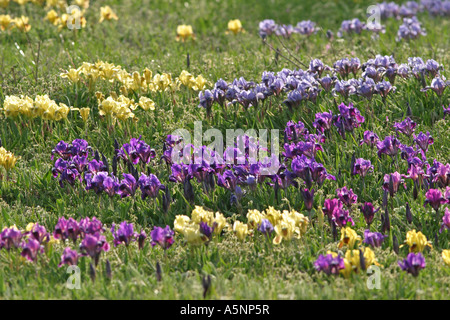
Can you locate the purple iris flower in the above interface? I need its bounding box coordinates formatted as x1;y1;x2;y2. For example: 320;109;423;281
428;160;450;188
79;217;104;237
79;233;110;265
137;230;147;250
352;158;373;177
258;219;274;236
138;174;165;200
314;253;345;275
295;20;317;36
332;80;357;99
199;222;215;242
413;131;434;153
398;252;426;277
377;135;401;159
404;162;425;183
111;221;137;247
394;117;416;137
117;174;138;198
424;189;446;212
363;230;387;248
360;130;380;148
85;172;118;196
360;202;380;226
118;137;155;165
0;227;22;250
356;78;376;100
332;207;354;228
259;19;278;38
337;18;366;37
58;248;79;267
383;172;405;196
336;187;358;207
51;141;71;160
396;17;427;41
313;111;333;133
301;188;315;211
318;75;337;92
308;59;329;77
198;90;215;116
333;103;365;137
440;208;450;233
150;226;174;250
54;217;81;243
217;170;238;192
21;239;44;262
374;80;396;99
275;24;295;39
284;120;309;141
323;198;343;221
444;105;450;118
28;223;50;244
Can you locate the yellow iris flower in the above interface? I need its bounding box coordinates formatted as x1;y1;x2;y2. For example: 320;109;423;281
99;6;118;23
338;227;362;249
233;221;248;241
0;147;18;171
176;24;194;41
402;230;432;253
0;15;13;31
442;250;450;266
227;19;244;35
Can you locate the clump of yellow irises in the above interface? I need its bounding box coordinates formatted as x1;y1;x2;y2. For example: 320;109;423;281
174;206;229;246
1;95;75;121
233;207;309;245
0;147;18;171
60;61;209;93
0;14;31;32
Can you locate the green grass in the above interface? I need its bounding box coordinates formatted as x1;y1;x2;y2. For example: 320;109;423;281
0;0;450;299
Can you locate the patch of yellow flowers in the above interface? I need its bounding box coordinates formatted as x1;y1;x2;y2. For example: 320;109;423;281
0;15;31;32
0;147;18;171
60;61;209;93
174;206;228;246
1;95;75;121
44;7;87;30
234;207;309;245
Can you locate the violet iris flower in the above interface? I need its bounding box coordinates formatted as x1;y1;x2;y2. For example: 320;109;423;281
413;131;434;153
138;174;165;200
377;136;401;159
363;230;387;248
117;174;138;198
258;219;274;236
393;117;417;137
111;221;137;247
398;252;426;277
0;227;22;250
150;226;175;250
360;131;379;148
58;248;79;267
314;253;345;275
79;233;110;265
352;158;373;177
440;208;450;233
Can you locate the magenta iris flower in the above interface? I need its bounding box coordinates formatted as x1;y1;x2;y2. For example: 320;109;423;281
79;233;110;266
377;136;401;159
440;208;450;233
21;239;44;262
413;131;434;154
58;248;79;267
0;227;22;250
398;252;426;277
383;172;404;196
424;189;446;212
336;187;357;207
151;226;175;250
360;202;380;227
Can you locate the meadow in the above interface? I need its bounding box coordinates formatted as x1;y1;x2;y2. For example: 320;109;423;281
0;0;450;300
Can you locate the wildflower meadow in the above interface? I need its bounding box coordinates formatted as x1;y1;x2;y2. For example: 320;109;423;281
0;0;450;302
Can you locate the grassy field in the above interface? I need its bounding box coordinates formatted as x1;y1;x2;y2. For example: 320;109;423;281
0;0;450;299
